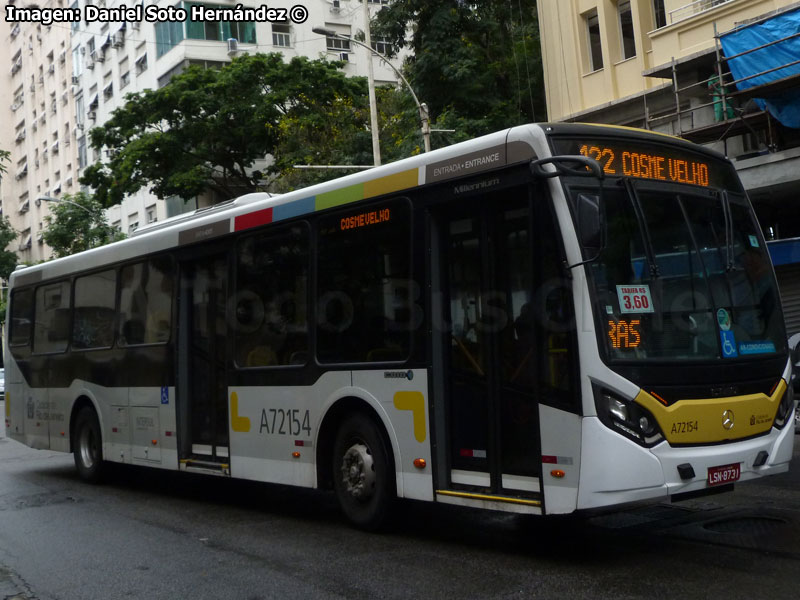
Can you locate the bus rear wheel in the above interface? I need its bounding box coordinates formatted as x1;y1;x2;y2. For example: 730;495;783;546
332;413;395;530
73;406;105;483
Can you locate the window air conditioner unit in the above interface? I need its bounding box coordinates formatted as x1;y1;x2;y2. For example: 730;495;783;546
48;64;55;74
86;58;95;70
72;75;79;85
113;32;124;48
332;0;340;8
88;111;97;121
227;38;239;55
131;22;140;31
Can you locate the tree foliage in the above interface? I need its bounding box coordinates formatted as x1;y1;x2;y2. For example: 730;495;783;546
0;148;9;177
0;216;19;281
374;0;546;138
81;53;372;206
42;192;125;258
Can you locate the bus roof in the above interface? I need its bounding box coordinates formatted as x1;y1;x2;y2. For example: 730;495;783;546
10;122;726;286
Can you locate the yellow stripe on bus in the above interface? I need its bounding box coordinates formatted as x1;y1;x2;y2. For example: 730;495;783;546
635;379;787;444
436;490;542;506
363;169;418;199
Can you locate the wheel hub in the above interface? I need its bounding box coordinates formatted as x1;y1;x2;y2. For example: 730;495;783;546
341;443;376;500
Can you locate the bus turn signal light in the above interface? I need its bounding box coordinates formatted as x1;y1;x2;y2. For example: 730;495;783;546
292;451;301;459
413;458;427;469
550;469;565;479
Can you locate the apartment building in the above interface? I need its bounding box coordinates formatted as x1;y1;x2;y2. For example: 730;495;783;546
1;1;81;263
538;0;800;334
1;0;401;258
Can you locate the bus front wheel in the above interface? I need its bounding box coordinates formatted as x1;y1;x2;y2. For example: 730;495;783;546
332;413;395;530
73;407;105;483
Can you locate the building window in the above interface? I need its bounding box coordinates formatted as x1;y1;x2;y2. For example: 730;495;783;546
585;9;603;72
326;35;351;52
371;36;393;55
184;2;256;44
155;21;184;58
78;136;87;169
135;53;148;75
272;23;291;47
618;1;636;59
653;0;667;28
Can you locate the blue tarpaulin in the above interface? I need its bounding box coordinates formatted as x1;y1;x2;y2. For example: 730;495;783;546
719;7;800;128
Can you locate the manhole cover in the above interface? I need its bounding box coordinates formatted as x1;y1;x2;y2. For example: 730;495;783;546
702;515;787;534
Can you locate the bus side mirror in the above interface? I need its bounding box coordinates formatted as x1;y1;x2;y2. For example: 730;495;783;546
576;193;604;253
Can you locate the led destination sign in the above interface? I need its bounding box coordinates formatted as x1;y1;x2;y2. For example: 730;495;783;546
552;137;739;189
579;145;709;186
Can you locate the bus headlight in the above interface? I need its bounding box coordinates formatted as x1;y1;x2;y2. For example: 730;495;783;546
594;386;664;447
773;382;794;429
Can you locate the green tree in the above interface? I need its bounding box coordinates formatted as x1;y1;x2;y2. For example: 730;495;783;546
0;148;9;177
0;216;19;281
81;53;372;206
41;192;125;258
0;215;19;323
374;0;546;138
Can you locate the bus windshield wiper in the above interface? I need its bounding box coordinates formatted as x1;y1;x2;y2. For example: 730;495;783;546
623;179;660;279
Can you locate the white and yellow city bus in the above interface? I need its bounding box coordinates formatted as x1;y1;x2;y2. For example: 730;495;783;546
4;123;795;529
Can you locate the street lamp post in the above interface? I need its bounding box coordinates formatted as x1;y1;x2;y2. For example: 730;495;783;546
312;24;432;159
361;0;381;167
37;195;102;217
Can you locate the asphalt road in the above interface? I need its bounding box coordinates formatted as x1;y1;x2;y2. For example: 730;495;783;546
1;402;799;600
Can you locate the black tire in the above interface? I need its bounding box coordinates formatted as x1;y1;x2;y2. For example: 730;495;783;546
73;406;105;483
332;412;395;530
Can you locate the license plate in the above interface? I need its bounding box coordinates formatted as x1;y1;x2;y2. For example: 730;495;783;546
707;463;740;486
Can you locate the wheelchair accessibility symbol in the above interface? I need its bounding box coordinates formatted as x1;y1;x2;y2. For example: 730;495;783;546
720;330;738;358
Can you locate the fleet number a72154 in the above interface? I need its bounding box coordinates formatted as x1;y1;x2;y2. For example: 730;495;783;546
260;409;312;436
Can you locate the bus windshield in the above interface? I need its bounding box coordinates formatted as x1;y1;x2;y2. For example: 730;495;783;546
573;183;786;362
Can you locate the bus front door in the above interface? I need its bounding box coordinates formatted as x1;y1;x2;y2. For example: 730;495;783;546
436;192;542;500
177;252;231;469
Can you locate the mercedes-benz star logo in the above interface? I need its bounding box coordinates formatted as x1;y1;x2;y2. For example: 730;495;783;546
722;409;735;430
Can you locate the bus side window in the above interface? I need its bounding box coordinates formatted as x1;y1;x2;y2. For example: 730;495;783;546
9;288;34;347
73;270;116;349
234;222;310;368
316;199;412;364
118;257;173;347
33;281;72;354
